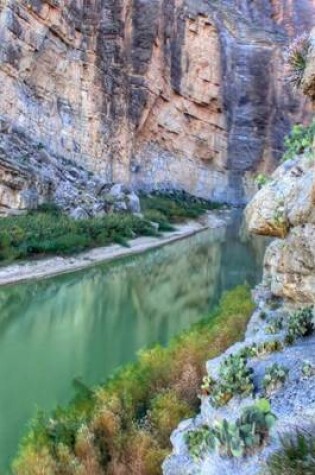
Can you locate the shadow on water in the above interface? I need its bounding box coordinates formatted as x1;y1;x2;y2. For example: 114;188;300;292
0;210;267;470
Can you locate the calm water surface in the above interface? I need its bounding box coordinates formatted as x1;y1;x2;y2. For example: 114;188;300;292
0;212;266;470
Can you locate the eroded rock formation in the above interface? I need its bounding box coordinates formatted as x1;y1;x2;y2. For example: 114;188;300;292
0;0;314;212
246;151;315;303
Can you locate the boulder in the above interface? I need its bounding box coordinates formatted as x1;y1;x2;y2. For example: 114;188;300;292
126;192;141;214
69;207;90;220
245;155;315;238
246;153;315;303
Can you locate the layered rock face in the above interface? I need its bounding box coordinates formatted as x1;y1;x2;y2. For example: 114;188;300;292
246;154;315;303
0;0;313;210
246;25;315;304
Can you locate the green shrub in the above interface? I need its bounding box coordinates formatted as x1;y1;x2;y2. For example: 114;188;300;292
0;210;158;264
282;120;315;162
186;399;276;460
149;391;194;446
140;193;221;224
266;429;315;475
255;174;270;189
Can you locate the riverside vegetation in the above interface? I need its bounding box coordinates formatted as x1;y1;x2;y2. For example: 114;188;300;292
0;193;218;264
13;286;254;475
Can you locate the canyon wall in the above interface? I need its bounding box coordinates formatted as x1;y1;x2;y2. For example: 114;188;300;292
246;26;315;304
0;0;314;208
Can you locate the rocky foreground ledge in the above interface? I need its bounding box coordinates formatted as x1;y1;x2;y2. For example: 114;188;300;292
163;287;315;475
164;150;315;474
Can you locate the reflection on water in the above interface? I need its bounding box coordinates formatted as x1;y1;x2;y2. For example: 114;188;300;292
0;211;266;470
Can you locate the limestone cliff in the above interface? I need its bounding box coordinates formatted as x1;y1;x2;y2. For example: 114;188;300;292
0;0;313;212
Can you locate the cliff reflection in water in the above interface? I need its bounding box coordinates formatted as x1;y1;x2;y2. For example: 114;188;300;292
0;211;266;469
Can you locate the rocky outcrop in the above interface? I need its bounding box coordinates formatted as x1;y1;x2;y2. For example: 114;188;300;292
246;153;315;303
163;290;315;475
0;0;313;208
0;124;140;215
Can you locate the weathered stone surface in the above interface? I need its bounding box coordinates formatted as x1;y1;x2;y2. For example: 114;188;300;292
164;300;315;475
0;0;313;206
0;126;141;216
246;152;315;303
246;155;315;237
0;156;52;214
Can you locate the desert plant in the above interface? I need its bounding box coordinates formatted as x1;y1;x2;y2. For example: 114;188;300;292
186;399;276;460
210;354;254;407
287;33;310;89
255;174;270;189
259;311;268;320
255;340;284;357
266;429;315;475
263;363;288;394
185;426;213;460
301;361;315;378
265;317;284;335
200;375;216;396
285;307;315;345
282;120;315;162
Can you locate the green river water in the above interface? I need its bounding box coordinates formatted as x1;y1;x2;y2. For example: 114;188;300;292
0;212;266;471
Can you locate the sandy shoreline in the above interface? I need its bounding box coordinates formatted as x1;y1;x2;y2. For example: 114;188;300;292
0;213;226;287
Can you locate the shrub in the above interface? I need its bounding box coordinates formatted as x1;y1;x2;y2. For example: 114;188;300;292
186;399;276;460
282;120;315;162
263;363;289;395
287;33;310;89
285;307;315;345
140;192;221;224
0;210;158;263
255;174;270;189
266;429;315;475
149;391;194;446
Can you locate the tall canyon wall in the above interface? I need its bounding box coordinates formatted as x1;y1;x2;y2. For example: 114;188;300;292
0;0;314;207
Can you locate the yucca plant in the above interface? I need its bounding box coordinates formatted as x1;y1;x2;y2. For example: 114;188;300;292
266;429;315;475
287;33;310;89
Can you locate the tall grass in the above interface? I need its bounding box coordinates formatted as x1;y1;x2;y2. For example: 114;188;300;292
13;285;254;475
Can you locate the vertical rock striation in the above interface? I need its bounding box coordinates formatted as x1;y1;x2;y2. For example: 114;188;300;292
0;0;314;208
